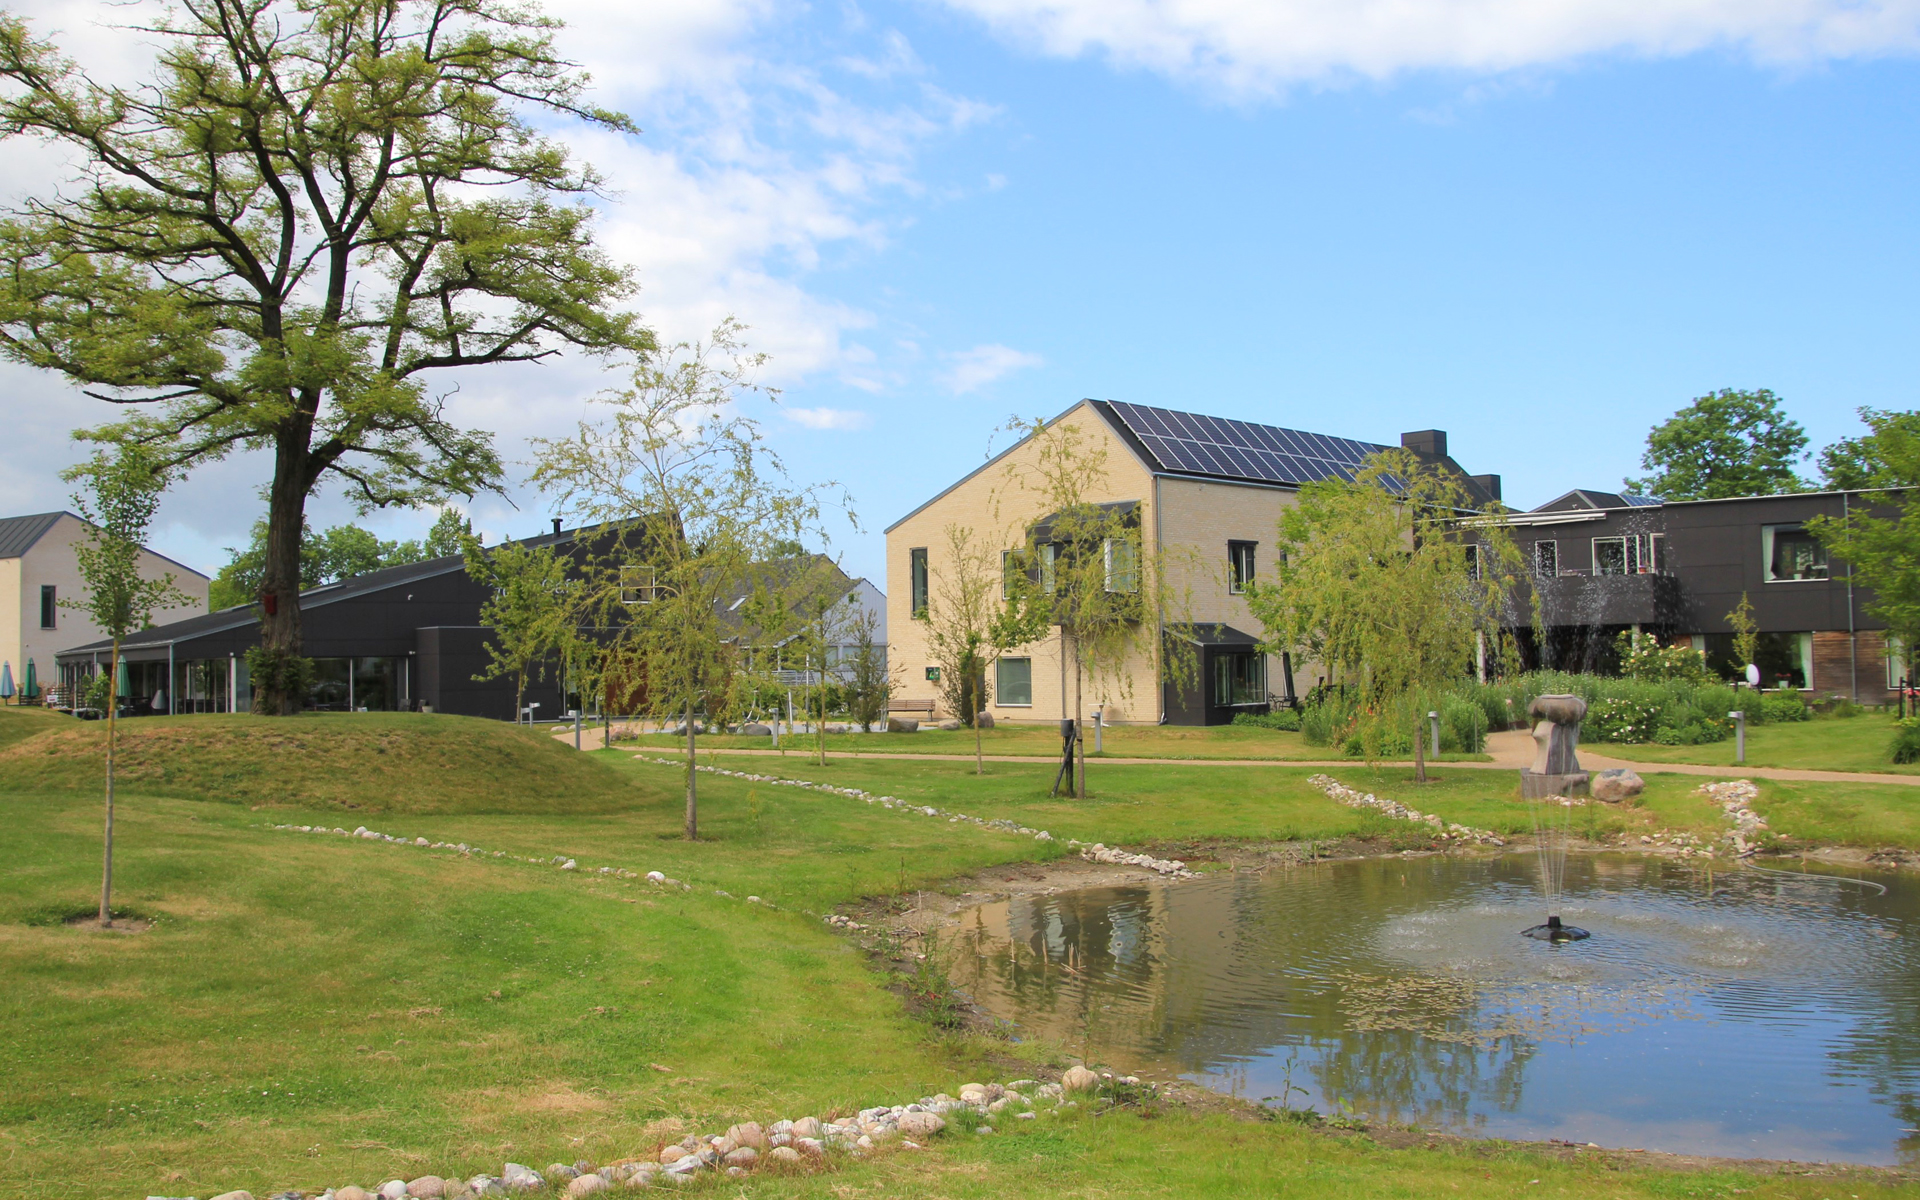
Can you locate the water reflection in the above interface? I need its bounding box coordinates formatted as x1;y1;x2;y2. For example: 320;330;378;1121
948;854;1918;1165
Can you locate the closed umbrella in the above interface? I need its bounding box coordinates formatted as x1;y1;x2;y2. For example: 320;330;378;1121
22;658;37;701
116;657;131;700
0;661;13;703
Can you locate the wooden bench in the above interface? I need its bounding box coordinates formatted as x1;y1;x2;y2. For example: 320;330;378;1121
888;698;936;715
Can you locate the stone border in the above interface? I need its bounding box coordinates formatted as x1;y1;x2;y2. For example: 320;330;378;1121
1306;775;1506;846
1698;779;1768;857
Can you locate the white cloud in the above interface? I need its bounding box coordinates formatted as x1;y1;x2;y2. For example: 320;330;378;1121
783;405;873;430
943;344;1046;393
935;0;1920;97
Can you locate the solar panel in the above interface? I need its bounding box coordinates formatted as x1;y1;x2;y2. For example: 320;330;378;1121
1104;401;1390;487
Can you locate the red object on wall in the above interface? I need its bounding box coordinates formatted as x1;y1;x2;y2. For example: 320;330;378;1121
260;591;278;616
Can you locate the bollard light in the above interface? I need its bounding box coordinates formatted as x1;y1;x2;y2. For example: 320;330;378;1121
1429;710;1441;758
1728;710;1746;764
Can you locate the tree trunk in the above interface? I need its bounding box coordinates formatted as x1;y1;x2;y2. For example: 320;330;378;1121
1413;711;1428;784
100;639;118;928
684;694;698;839
254;451;311;715
974;672;984;776
1072;637;1086;799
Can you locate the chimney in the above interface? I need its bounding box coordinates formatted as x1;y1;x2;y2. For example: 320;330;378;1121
551;518;562;536
1401;429;1447;458
1471;474;1502;502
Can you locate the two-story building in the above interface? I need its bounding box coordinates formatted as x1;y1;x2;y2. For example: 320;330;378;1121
883;400;1501;726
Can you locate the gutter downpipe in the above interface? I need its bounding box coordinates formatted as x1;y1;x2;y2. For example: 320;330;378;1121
168;641;175;715
1155;474;1167;724
1845;491;1857;702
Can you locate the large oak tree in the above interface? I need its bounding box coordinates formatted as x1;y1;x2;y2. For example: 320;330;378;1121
0;0;649;712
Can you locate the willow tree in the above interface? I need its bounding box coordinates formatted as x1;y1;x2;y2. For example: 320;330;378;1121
0;0;648;713
530;321;844;839
1245;448;1527;781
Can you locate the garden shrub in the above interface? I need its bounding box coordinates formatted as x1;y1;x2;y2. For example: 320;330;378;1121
1614;632;1717;686
1758;690;1810;723
1891;719;1920;765
1231;708;1302;732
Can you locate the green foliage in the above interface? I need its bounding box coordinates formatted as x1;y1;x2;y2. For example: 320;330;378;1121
843;609;894;732
1458;671;1737;745
208;519;443;609
464;538;577;719
60;447;192;643
926;525;999;733
1232;708;1302;732
1613;632;1715;685
1759;690;1811;723
1626;388;1810;500
1807;408;1920;661
244;645;315;710
1727;592;1760;670
1890;718;1920;765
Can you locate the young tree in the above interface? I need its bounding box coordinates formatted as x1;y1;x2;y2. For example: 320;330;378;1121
1244;448;1527;782
464;537;576;723
998;416;1194;798
530;321;845;839
1726;592;1760;673
1808;409;1920;673
61;446;191;927
0;0;649;714
843;609;894;733
1626;389;1810;500
925;524;1002;774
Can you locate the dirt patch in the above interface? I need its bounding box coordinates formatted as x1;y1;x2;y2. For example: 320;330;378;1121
61;914;153;934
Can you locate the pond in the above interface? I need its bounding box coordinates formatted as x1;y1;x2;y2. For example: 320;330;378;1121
946;854;1920;1165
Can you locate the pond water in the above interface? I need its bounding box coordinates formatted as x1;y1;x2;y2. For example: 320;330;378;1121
947;854;1920;1165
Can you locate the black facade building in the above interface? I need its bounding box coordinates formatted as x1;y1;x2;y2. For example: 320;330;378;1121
1507;487;1895;701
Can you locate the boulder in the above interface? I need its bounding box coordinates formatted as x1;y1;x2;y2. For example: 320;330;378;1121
720;1148;758;1169
896;1111;945;1139
937;719;963;731
658;1146;688;1165
741;723;772;736
887;717;919;733
975;711;994;730
381;1182;411;1200
789;1117;823;1140
1592;768;1645;803
565;1176;608;1198
407;1177;447;1198
767;1147;803;1167
1061;1065;1100;1093
727;1122;770;1152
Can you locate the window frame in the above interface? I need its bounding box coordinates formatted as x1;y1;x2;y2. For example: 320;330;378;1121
1103;537;1139;594
995;656;1033;707
1463;543;1481;581
1227;541;1256;594
1211;651;1266;708
619;565;658;606
39;584;56;629
909;547;929;618
1762;523;1829;583
1533;540;1558;577
1592;535;1633;576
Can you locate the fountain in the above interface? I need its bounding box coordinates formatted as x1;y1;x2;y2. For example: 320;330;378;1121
1519;694;1591;942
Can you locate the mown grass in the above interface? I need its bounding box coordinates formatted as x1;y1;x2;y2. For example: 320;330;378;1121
5;714;1917;1199
616;721;1493;762
1607;712;1920;775
0;710;644;812
0;703;68;750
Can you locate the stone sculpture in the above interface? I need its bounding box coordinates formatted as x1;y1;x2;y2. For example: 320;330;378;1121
1520;693;1590;799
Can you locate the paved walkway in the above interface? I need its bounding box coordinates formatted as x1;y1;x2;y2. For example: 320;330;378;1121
599;732;1920;787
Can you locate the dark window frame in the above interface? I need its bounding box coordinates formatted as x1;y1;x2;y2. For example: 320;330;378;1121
1533;540;1557;577
39;584;57;629
1227;541;1256;594
910;548;929;618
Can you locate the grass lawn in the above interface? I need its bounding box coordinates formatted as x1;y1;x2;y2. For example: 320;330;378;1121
1606;712;1918;775
4;712;1916;1199
614;721;1493;762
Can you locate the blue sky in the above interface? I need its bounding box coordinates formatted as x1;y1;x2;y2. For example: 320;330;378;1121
5;0;1917;587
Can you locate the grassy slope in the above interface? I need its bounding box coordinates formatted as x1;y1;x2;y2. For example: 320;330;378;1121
3;717;1914;1199
0;711;643;813
0;704;69;750
1607;713;1920;774
617;722;1493;762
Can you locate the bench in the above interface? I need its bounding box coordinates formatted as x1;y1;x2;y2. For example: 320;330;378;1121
888;698;936;715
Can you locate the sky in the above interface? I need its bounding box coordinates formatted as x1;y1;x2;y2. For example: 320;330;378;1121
3;0;1917;588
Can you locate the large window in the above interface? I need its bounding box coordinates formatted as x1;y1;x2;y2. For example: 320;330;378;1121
39;584;56;629
1213;652;1265;707
1227;541;1256;594
1889;637;1910;688
1464;544;1481;580
996;656;1033;706
910;547;928;618
1039;544;1058;594
1103;537;1139;594
1592;536;1633;575
1534;540;1557;576
620;565;659;605
1763;525;1828;582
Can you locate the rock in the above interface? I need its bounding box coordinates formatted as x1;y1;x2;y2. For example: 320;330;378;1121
727;1122;769;1152
938;719;963;731
1061;1065;1100;1092
658;1147;688;1166
741;723;772;736
211;1192;257;1200
958;1083;989;1103
501;1164;545;1192
720;1148;758;1169
544;1165;579;1183
896;1111;946;1139
337;1189;374;1200
381;1182;410;1200
468;1177;508;1198
789;1117;823;1140
975;711;994;730
886;717;919;733
767;1146;803;1167
1592;768;1645;803
407;1178;446;1199
565;1177;608;1198
795;1137;826;1156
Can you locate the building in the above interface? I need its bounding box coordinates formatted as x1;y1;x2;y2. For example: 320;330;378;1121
1;511;208;701
883;400;1501;726
721;555;886;689
1506;487;1899;701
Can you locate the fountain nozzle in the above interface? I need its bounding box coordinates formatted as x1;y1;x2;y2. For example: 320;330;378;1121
1522;914;1590;942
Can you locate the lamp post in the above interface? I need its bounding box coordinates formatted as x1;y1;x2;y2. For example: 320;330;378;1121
1729;710;1746;764
1429;710;1441;759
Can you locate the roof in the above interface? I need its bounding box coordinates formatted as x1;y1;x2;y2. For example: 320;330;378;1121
721;554;863;645
1530;489;1662;514
0;511;67;558
1094;401;1393;488
1165;621;1262;646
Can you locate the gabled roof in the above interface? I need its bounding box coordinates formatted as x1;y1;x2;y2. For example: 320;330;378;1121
1094;401;1393;488
1531;489;1662;514
0;511;67;558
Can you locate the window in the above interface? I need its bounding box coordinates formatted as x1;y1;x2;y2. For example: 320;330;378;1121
1648;533;1668;574
1039;544;1058;595
910;547;929;617
1592;536;1633;576
1888;637;1910;688
925;665;941;682
39;584;56;629
996;656;1033;706
1227;541;1256;594
1001;549;1035;599
620;565;659;605
1533;540;1558;577
1103;537;1139;594
1763;524;1828;582
1463;544;1481;581
1213;652;1265;707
